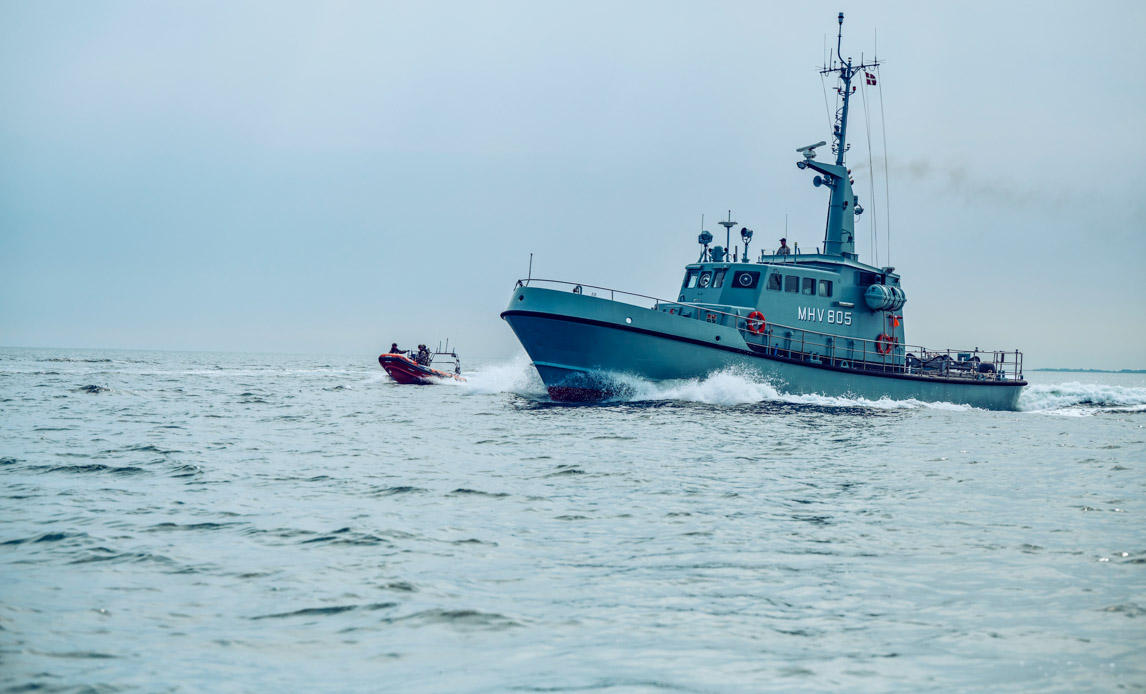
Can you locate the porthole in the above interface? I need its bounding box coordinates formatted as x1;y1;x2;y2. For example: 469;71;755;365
625;317;632;324
518;295;524;301
714;335;721;342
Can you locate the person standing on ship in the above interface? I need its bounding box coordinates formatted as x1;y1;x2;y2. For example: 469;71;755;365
777;238;791;255
415;345;431;366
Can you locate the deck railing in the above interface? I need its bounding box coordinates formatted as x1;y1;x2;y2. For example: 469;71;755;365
513;278;1024;382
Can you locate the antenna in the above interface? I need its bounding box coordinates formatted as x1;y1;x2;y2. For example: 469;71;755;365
719;210;737;258
837;12;845;65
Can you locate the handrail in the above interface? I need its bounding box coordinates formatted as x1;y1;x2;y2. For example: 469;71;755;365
513;278;1024;381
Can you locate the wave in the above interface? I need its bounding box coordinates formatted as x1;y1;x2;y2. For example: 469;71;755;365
462;356;966;410
617;369;973;410
458;353;547;396
250;602;398;620
1018;381;1146;415
465;357;1146;415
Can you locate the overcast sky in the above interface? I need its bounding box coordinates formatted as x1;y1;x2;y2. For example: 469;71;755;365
2;1;1143;368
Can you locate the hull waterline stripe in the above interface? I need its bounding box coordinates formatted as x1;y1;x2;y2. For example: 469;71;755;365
501;309;1026;388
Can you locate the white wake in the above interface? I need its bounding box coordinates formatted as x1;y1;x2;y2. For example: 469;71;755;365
461;358;1146;415
1018;381;1146;415
460;358;967;410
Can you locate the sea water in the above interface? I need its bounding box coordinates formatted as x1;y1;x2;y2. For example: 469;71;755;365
1;347;1144;693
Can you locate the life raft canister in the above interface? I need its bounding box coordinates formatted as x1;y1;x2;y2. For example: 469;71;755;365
876;333;896;355
746;311;766;334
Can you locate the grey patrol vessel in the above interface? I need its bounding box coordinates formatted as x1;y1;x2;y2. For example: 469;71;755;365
501;13;1026;410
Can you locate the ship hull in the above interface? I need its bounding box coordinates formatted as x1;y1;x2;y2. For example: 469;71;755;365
502;287;1024;410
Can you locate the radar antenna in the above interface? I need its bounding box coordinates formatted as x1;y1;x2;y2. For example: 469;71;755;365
796;141;827;160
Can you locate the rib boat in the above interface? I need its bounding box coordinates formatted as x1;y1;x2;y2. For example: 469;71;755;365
501;13;1026;410
378;350;465;385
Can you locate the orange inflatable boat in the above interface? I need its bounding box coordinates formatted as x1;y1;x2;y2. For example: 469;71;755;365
378;351;466;385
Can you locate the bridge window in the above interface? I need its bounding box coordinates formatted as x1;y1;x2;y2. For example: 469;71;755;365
784;275;799;293
767;273;781;291
819;280;833;297
684;270;698;288
802;277;816;295
713;269;727;288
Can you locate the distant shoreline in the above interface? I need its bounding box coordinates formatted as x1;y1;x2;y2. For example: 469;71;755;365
1033;368;1146;373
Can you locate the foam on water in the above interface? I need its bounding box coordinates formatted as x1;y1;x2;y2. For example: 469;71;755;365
463;357;972;410
616;368;973;411
459;353;547;396
464;357;1146;415
1018;381;1146;415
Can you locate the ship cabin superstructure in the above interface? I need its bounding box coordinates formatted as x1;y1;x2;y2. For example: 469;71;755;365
664;252;906;368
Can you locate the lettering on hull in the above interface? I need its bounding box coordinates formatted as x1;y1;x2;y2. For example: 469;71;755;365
797;307;851;325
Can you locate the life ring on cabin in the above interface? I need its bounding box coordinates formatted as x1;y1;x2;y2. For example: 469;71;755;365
746;311;766;334
876;333;896;355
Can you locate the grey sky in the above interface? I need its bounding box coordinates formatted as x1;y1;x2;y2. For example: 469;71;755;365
2;1;1143;368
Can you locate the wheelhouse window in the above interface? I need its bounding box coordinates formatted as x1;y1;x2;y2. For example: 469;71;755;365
767;273;782;291
802;277;816;295
784;275;799;293
698;271;713;288
713;269;727;288
684;270;698;288
818;280;833;297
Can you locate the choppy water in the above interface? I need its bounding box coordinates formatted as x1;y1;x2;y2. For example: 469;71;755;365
2;347;1144;693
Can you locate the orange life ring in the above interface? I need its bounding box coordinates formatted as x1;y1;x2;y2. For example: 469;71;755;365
876;333;896;355
746;311;766;334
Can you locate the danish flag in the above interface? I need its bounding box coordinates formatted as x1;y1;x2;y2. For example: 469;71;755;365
865;71;877;86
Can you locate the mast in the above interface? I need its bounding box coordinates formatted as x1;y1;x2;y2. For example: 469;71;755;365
796;12;876;260
833;13;852;169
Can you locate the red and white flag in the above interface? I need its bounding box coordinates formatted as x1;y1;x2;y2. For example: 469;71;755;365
865;71;877;86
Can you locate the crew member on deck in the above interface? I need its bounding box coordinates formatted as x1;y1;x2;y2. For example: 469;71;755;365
777;238;791;256
415;345;431;366
390;342;404;355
